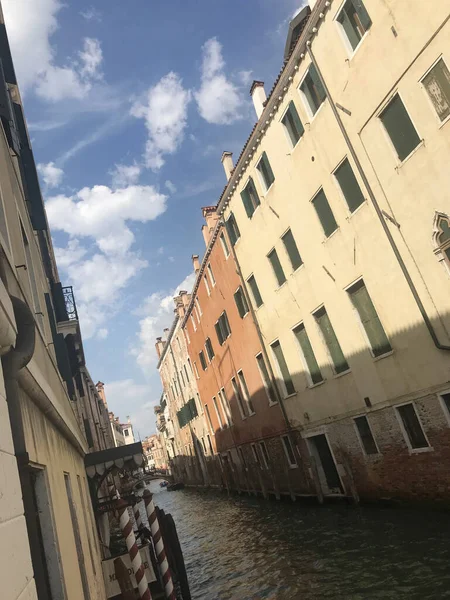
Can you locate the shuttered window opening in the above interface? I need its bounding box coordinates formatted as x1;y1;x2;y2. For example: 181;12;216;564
215;311;231;345
220;232;230;257
241;177;261;218
347;279;392;357
334;158;365;213
313;307;349;374
251;444;261;467
422;58;450;122
177;398;199;429
234;286;249;318
199;350;207;371
184;364;190;383
441;392;450;417
219;387;233;426
226;212;241;246
337;0;372;51
205;405;214;434
293;323;323;385
256;353;277;404
180;369;185;387
259;442;270;469
282;229;303;271
238;447;247;469
281;435;297;467
268;248;287;287
238;370;255;415
207;263;216;286
212;396;224;429
204;274;210;296
205;337;215;361
300;64;326;116
256;151;275;192
193;362;200;379
380;95;421;161
354;416;378;455
396;403;429;449
248;275;263;308
282;101;305;147
270;340;295;396
231;376;247;419
312;189;338;237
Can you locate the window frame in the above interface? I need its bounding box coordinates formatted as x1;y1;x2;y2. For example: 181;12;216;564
267;247;287;288
335;0;372;57
207;263;216;287
195;296;202;317
395;402;431;453
193;361;200;379
333;156;366;214
237;369;255;416
219;231;230;259
212;396;224;430
256;151;275;194
199;350;207;371
378;92;422;164
419;55;450;126
238;446;247;470
234;285;249;319
251;443;261;468
241;176;261;218
255;352;278;405
231;376;247;420
270;339;296;398
205;337;215;362
281;227;303;272
292;321;324;387
226;212;241;246
280;100;304;150
190;314;197;332
247;274;264;309
204;274;211;296
219;387;232;426
298;64;327;120
204;404;215;436
258;441;270;470
281;435;298;468
311;187;339;239
353;415;380;456
312;305;350;376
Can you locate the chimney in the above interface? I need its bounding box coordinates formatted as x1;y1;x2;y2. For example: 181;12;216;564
201;206;219;246
163;328;170;336
192;254;200;274
250;81;266;119
155;336;165;358
175;301;185;318
179;290;191;309
221;151;234;180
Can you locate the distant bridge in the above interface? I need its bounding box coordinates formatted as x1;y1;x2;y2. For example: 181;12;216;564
133;472;174;487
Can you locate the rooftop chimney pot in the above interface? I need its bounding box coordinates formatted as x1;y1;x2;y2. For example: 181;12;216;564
221;151;234;181
250;81;266;119
192;254;200;274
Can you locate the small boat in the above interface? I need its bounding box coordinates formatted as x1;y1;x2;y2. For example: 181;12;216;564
167;482;184;492
160;480;168;488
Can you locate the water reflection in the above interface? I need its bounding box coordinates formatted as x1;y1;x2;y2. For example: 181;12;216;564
147;481;450;600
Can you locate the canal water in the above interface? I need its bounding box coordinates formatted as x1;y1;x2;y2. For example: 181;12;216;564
147;481;450;600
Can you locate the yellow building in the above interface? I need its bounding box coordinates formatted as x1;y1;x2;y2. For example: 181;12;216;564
217;0;450;500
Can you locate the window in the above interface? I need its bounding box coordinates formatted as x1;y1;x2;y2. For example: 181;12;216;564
241;177;261;218
234;286;249;318
207;263;216;287
193;362;200;379
180;369;185;387
196;392;203;415
396;403;429;449
422;58;450;122
293;323;323;385
204;274;211;296
282;101;304;147
22;225;43;329
188;358;193;374
205;405;214;435
190;314;197;332
282;229;303;271
176;337;181;351
256;353;277;404
184;364;190;383
251;443;261;467
195;297;202;316
247;275;263;308
314;307;349;374
185;328;190;344
281;435;297;467
354;416;378;455
380;95;421;161
124;429;129;436
207;434;214;454
312;189;338;237
219;387;232;426
347;279;392;357
238;446;247;469
300;64;326;116
237;370;255;415
220;232;230;258
215;311;231;345
201;438;207;454
270;340;295;396
256;151;275;192
231;376;247;419
205;337;215;361
212;396;224;429
268;248;287;287
199;350;207;371
259;441;269;469
441;392;450;417
334;158;365;213
226;212;240;246
337;0;372;51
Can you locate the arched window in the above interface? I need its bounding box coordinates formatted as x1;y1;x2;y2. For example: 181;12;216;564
433;212;450;273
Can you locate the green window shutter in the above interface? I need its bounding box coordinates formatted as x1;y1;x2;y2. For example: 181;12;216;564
348;280;392;357
256;354;277;403
380;95;420;161
335;158;365;212
293;324;323;385
268;248;287;286
309;64;326;105
353;0;372;31
248;275;263;308
301;74;318;113
314;307;349;373
248;177;260;209
199;351;207;370
222;311;231;337
190;397;198;419
234;287;248;318
271;341;295;396
226;213;240;245
241;186;254;218
282;229;303;270
258;152;275;189
312;189;338;237
338;5;361;50
283;102;304;146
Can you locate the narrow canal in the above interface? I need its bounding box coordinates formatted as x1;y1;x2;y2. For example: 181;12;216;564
147;481;450;600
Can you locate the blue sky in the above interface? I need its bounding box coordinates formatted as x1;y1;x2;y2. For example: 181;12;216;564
3;0;305;435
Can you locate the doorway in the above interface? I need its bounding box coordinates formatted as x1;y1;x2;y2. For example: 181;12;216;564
307;434;343;495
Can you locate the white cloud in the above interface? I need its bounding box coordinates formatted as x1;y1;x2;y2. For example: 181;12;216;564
105;379;157;437
132;272;196;370
238;70;253;86
195;37;242;125
37;161;64;188
164;180;177;194
54;239;87;269
80;7;102;22
46;184;167;255
110;163;142;188
2;0;103;101
131;72;191;171
96;328;109;340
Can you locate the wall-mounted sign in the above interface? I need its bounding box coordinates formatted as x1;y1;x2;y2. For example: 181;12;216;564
102;546;156;598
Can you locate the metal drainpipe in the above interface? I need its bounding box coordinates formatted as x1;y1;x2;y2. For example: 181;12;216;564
306;43;450;352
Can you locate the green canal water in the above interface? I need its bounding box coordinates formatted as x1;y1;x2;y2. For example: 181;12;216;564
147;481;450;600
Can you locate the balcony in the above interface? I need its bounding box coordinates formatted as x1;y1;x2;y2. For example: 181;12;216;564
62;286;78;321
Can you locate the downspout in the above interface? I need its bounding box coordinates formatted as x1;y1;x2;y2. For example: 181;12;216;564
306;43;450;352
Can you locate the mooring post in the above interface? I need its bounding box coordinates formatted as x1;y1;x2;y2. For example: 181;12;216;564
134;499;144;532
117;499;152;600
114;557;136;600
143;490;176;600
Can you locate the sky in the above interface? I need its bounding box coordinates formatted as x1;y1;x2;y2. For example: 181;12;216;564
3;0;306;437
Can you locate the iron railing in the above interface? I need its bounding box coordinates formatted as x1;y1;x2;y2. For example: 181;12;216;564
62;286;78;321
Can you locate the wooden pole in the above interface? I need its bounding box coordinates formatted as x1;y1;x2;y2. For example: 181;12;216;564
114;557;136;600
